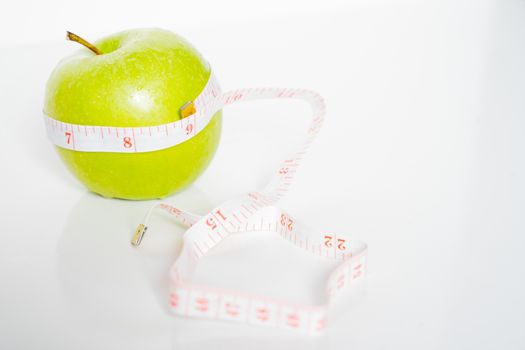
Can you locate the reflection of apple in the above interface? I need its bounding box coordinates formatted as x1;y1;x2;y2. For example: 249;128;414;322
56;187;212;332
44;29;222;200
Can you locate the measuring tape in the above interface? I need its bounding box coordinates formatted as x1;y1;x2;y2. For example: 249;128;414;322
43;73;222;152
44;71;368;334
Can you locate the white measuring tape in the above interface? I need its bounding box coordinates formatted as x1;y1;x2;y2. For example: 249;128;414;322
44;71;368;334
43;73;222;152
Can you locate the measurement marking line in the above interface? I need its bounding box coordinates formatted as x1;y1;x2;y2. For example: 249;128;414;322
241;204;254;214
193;242;205;256
131;128;137;152
333;234;337;258
71;128;76;150
232;212;243;224
208;233;217;244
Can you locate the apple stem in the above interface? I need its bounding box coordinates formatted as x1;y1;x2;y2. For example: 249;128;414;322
66;31;102;55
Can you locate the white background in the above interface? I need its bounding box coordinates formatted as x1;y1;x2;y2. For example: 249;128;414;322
1;0;524;349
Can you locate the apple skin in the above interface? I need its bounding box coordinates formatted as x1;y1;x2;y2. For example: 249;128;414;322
44;28;221;200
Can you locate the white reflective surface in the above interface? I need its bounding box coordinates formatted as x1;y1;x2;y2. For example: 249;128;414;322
1;0;524;349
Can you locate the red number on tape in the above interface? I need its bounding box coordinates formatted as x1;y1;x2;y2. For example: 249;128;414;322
216;209;227;221
123;136;133;148
170;293;179;307
206;217;217;230
337;275;345;289
277;91;295;98
316;318;326;331
225;93;243;104
324;235;333;248
337;238;346;251
65;131;72;144
256;307;269;321
280;214;294;231
287;314;300;328
186;123;193;135
195;297;209;312
225;302;239;317
353;264;363;279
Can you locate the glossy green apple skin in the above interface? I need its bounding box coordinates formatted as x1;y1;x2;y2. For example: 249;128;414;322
44;29;221;200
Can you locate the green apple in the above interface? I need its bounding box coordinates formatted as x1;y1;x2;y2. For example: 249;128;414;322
44;28;222;200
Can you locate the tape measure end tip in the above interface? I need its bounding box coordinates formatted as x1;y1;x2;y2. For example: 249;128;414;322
179;101;196;119
131;224;147;247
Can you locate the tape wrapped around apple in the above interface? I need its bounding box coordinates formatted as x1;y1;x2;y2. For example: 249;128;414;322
44;29;222;200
